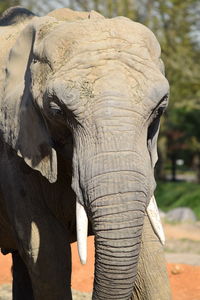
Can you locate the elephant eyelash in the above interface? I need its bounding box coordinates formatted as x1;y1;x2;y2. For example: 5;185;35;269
153;94;168;114
49;102;63;116
148;93;168;123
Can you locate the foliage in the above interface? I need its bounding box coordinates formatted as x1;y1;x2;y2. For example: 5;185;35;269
155;181;200;219
154;0;200;167
0;0;20;16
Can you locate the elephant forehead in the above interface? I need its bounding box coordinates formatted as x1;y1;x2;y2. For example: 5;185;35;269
49;53;168;108
34;17;161;66
33;16;168;105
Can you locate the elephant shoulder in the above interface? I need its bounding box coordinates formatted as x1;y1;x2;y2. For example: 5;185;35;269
0;6;35;26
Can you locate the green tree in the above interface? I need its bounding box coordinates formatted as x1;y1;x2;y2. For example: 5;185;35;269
0;0;21;16
152;0;200;181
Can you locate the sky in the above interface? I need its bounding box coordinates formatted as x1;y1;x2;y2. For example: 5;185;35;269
21;0;73;15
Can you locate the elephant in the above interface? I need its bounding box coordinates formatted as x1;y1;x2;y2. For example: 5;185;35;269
0;6;172;300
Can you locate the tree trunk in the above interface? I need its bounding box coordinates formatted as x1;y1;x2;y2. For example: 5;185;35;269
171;154;177;181
193;153;200;183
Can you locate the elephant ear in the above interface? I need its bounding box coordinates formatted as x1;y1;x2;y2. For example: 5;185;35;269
0;23;57;183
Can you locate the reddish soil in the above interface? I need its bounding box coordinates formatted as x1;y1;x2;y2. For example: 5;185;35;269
0;254;11;285
1;234;200;299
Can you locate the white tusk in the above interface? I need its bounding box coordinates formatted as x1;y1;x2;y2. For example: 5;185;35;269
147;195;165;245
76;200;88;264
30;221;40;263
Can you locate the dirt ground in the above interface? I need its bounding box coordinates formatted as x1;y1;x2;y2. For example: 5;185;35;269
0;222;200;300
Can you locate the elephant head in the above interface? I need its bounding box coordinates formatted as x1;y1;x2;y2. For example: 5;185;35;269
0;12;169;300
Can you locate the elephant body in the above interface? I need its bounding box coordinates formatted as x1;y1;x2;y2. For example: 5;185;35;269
0;7;171;300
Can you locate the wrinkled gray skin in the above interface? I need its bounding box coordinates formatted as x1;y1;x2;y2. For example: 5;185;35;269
0;7;171;300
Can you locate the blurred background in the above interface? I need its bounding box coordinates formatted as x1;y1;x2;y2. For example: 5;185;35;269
0;1;200;299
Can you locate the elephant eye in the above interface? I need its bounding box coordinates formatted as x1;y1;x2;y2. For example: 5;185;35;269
154;94;168;115
49;102;63;116
147;94;168;142
149;94;168;122
154;106;165;119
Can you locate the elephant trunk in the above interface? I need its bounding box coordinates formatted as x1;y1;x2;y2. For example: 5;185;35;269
83;151;148;299
72;103;151;298
91;191;146;299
